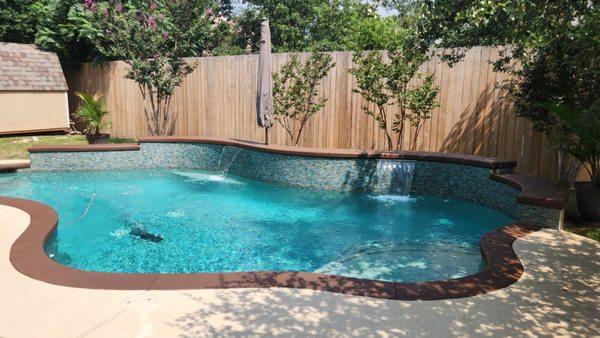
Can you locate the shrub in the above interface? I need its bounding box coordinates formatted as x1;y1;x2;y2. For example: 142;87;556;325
273;52;335;145
349;49;439;150
74;92;111;135
549;101;600;188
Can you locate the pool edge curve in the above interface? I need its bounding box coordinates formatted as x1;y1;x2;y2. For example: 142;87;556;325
3;196;541;300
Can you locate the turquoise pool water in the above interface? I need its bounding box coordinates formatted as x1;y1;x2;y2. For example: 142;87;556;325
0;169;513;282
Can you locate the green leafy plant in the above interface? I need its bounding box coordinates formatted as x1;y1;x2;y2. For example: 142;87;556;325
585;228;600;242
418;0;599;183
84;0;224;135
0;0;45;44
234;0;404;53
273;52;335;145
403;73;439;150
548;101;600;188
349;49;439;150
74;92;111;135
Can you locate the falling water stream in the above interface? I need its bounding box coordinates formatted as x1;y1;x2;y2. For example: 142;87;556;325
217;146;243;176
374;160;416;195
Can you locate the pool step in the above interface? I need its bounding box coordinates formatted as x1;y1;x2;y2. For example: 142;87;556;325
315;241;481;282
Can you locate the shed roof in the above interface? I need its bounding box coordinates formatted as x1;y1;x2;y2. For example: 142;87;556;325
0;42;68;91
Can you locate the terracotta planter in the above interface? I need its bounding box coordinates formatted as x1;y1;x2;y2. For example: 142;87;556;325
86;133;110;144
575;182;600;221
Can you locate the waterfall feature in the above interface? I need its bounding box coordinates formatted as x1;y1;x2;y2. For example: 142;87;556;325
217;146;242;176
374;160;416;195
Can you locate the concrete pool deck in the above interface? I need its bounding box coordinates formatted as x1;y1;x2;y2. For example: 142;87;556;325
1;204;598;337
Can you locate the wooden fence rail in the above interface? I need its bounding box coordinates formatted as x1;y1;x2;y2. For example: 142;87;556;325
65;47;567;182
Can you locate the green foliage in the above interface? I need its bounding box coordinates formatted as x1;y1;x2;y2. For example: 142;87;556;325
84;0;225;135
0;0;45;43
349;49;438;150
243;0;319;52
403;73;439;148
310;1;402;51
74;92;111;135
34;0;102;68
236;0;404;53
419;0;593;51
206;16;246;56
584;228;600;242
548;101;600;188
230;6;263;53
273;53;335;145
0;0;110;68
419;0;599;183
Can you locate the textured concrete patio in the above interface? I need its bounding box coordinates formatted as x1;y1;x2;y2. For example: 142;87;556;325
1;204;598;337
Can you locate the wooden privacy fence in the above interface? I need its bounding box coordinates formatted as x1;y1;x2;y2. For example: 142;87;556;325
65;47;564;182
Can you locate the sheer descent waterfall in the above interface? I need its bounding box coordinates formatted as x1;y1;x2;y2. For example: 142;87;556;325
374;160;416;195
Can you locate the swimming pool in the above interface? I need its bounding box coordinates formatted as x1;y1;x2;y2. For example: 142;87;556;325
0;168;513;283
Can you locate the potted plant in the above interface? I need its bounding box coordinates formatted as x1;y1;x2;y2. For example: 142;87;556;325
549;101;600;221
75;92;111;144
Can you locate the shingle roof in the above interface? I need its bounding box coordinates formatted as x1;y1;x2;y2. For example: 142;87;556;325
0;42;68;91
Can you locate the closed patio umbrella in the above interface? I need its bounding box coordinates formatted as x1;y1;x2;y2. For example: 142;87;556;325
256;18;273;144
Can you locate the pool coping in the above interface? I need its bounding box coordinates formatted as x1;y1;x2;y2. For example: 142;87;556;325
489;173;569;210
2;196;540;300
0;159;30;172
28;137;517;169
28;143;140;152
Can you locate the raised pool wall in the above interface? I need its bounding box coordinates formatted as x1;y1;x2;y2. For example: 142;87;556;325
27;139;565;229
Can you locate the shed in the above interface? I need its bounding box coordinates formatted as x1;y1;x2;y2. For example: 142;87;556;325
0;42;70;135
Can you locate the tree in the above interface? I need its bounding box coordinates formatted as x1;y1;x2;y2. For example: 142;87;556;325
273;53;335;145
403;73;438;150
34;0;103;68
243;0;320;52
235;0;403;53
418;0;599;183
0;0;44;43
349;48;438;150
0;0;113;68
311;0;401;51
231;6;263;53
84;0;224;135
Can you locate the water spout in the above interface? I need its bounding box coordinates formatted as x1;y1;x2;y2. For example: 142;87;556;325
374;160;415;195
217;146;242;176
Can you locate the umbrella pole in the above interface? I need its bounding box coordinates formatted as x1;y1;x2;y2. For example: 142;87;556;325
264;127;269;145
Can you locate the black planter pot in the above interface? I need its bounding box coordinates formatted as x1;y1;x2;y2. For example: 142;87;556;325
86;133;110;144
575;182;600;222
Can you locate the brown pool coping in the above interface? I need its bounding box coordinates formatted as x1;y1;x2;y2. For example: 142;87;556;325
28;137;517;169
28;143;140;152
2;196;540;300
139;137;518;169
490;173;569;210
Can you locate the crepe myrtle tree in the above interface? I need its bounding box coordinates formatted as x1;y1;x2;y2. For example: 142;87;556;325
350;49;439;150
83;0;220;135
273;52;335;145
